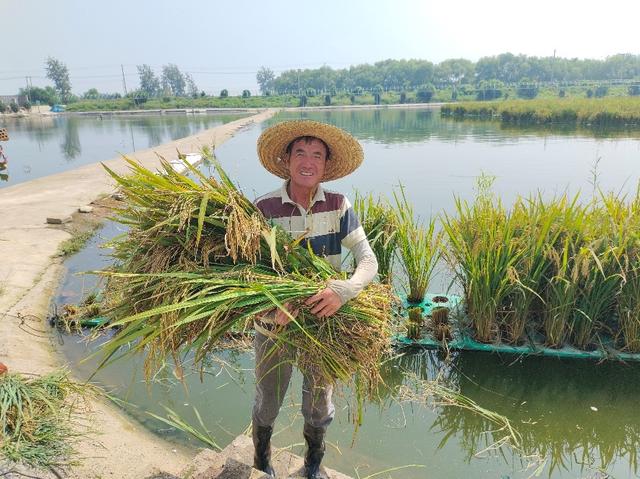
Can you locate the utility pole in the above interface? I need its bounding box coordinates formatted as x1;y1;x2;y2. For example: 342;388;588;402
25;76;31;102
121;64;128;96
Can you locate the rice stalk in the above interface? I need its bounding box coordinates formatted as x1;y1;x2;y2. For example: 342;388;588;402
353;192;398;284
442;180;522;343
394;186;441;303
505;195;567;344
617;257;640;352
398;373;522;450
0;369;94;469
541;240;579;347
604;188;640;351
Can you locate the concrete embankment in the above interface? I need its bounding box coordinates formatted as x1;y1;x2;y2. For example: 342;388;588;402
0;109;276;478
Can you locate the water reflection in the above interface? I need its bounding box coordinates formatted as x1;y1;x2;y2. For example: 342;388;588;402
62;117;81;160
418;351;640;476
0;112;249;188
262;108;640;145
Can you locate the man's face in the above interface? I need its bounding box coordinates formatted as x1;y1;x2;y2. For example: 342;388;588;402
286;138;327;191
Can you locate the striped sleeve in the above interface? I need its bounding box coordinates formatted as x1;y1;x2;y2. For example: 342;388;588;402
339;197;367;250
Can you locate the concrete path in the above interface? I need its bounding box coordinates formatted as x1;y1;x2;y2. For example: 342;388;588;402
0;109;277;478
184;435;352;479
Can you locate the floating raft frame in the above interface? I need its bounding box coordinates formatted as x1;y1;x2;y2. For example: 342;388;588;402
394;294;640;362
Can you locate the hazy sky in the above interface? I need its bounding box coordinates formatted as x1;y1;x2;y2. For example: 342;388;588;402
2;0;638;95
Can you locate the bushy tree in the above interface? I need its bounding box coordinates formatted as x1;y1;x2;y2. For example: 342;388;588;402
9;102;19;113
436;58;474;86
185;73;199;98
219;89;228;98
83;88;100;100
137;64;160;97
416;84;435;102
161;64;186;96
45;57;72;102
629;84;640;96
256;66;275;95
241;89;251;98
20;86;58;106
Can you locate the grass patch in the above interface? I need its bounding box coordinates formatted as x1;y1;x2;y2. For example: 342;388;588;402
57;229;97;257
0;369;94;469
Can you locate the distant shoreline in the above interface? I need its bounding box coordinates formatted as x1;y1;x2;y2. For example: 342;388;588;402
0;102;444;120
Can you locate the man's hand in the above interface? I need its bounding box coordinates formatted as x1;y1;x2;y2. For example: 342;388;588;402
305;288;342;318
274;303;299;325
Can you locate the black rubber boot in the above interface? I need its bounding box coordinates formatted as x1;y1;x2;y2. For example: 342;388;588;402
303;423;328;479
253;425;276;477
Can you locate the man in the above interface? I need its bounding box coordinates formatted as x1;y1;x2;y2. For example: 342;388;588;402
253;120;378;478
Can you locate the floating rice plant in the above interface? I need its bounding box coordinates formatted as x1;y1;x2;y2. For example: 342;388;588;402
0;369;93;469
399;374;522;451
394;186;441;304
571;245;621;350
617;258;640;352
95;153;393;405
442;177;522;343
406;306;423;340
535;198;588;348
353;192;398;284
429;307;451;341
603;189;640;352
504;196;568;344
541;240;580;348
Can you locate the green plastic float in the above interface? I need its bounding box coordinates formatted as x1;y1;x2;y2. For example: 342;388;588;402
394;294;640;362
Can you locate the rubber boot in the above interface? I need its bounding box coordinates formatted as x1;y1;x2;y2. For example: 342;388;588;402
303;423;328;479
253;425;276;477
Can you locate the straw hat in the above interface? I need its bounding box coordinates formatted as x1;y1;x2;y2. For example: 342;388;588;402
257;120;363;181
0;128;8;142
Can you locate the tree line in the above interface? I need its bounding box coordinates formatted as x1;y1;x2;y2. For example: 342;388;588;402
13;53;640;109
21;59;210;106
256;53;640;95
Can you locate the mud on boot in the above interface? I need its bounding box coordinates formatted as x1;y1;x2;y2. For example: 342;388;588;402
253;424;276;477
303;423;328;479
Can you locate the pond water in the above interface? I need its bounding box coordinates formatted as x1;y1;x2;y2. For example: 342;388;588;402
0;112;248;187
52;108;640;478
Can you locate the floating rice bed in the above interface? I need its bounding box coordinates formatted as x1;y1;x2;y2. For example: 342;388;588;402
394;295;640;361
439;176;640;354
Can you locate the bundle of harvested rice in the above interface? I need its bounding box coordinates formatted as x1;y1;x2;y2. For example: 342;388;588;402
0;369;92;469
97;153;394;400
